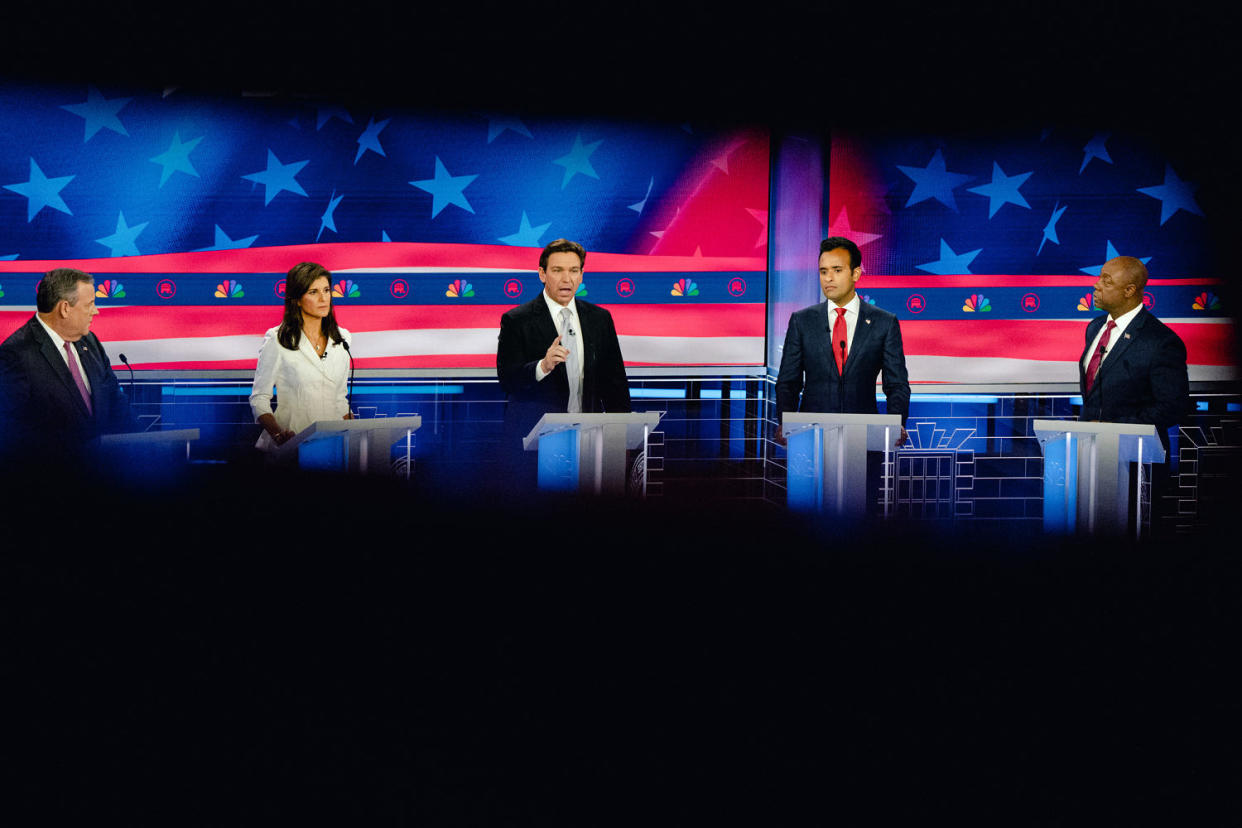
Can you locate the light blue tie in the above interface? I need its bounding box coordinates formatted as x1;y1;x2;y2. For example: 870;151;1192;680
561;307;582;413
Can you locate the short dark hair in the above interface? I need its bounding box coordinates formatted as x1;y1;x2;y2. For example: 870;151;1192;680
819;237;862;271
539;239;586;271
36;268;93;313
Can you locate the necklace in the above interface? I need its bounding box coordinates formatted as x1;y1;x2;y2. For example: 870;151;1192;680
303;326;327;357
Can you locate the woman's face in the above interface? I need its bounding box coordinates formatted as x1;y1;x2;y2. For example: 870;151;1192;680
299;276;332;321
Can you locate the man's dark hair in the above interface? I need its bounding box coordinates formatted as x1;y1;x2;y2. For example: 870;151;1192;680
539;239;586;271
819;237;862;271
36;268;93;313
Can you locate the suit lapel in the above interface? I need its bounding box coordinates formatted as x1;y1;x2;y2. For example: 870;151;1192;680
1102;308;1146;366
845;301;875;377
535;297;559;346
1080;315;1105;392
33;322;92;418
296;333;331;377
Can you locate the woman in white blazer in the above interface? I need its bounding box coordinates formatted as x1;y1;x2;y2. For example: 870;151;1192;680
249;262;352;451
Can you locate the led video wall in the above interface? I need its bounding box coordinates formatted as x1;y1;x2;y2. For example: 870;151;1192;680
826;130;1231;383
0;83;768;369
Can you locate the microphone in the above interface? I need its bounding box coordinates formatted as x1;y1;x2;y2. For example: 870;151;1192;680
118;352;136;396
341;339;356;416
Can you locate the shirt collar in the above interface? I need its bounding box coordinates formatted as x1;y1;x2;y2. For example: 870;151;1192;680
827;293;861;316
36;314;68;351
541;290;578;320
1108;302;1144;333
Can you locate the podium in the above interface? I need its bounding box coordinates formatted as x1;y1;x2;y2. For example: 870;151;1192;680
1034;420;1165;535
523;412;662;496
781;413;903;516
274;416;422;477
97;428;201;482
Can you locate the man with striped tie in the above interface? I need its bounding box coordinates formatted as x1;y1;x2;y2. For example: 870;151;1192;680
0;267;133;464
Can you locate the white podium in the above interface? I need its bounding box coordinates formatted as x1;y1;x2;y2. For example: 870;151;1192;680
275;416;422;477
524;412;662;496
782;412;903;517
1034;419;1165;536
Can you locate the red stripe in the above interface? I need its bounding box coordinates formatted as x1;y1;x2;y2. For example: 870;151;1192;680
0;242;765;274
863;275;1224;288
901;319;1235;365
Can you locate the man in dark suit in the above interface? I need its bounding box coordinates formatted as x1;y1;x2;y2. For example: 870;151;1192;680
776;236;910;441
496;238;631;445
1080;255;1189;453
0;268;133;463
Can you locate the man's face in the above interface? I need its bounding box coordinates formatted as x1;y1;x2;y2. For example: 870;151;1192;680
819;248;860;304
540;251;584;307
61;281;99;341
1093;259;1136;315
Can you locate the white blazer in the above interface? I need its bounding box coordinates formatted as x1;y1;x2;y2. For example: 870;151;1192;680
249;325;352;451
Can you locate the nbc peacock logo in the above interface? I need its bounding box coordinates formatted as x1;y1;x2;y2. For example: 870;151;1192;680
575;283;588;298
215;279;244;298
1077;292;1094;311
332;279;360;298
671;278;699;297
1192;291;1221;311
0;283;5;298
962;294;991;312
445;279;474;298
95;279;126;299
861;294;876;305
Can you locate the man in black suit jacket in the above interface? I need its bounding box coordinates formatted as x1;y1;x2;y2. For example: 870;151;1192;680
776;237;910;444
496;239;630;443
1080;256;1189;454
0;268;133;463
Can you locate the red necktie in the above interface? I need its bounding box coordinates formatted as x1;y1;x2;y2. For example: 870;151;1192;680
1084;319;1116;393
64;340;93;415
833;307;848;374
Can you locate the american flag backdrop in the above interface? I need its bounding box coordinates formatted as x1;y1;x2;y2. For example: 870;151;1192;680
826;130;1233;384
0;82;769;369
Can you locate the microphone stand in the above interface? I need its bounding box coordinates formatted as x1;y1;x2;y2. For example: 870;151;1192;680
341;340;356;416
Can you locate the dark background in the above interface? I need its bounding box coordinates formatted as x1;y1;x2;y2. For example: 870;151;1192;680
3;2;1239;822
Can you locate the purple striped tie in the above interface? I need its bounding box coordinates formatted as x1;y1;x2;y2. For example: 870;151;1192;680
64;340;93;415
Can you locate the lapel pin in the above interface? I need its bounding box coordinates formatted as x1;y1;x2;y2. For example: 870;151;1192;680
1124;333;1131;339
866;319;871;324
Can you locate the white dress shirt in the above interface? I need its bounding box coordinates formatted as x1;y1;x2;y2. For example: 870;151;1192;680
249;325;352;451
1082;303;1143;372
534;292;583;403
36;314;91;394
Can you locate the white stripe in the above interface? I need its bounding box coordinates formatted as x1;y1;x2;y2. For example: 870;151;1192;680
907;355;1237;383
106;334;266;364
102;330;766;365
99;334;1234;379
618;334;764;364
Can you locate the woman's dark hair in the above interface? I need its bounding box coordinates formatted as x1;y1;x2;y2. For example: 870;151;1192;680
277;262;344;351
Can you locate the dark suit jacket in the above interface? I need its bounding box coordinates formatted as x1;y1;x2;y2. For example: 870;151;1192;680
0;316;133;458
1079;307;1189;453
496;296;631;438
775;300;911;424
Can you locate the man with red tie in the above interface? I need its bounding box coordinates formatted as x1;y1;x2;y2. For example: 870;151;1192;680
0;268;132;463
776;237;910;444
1080;256;1188;453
